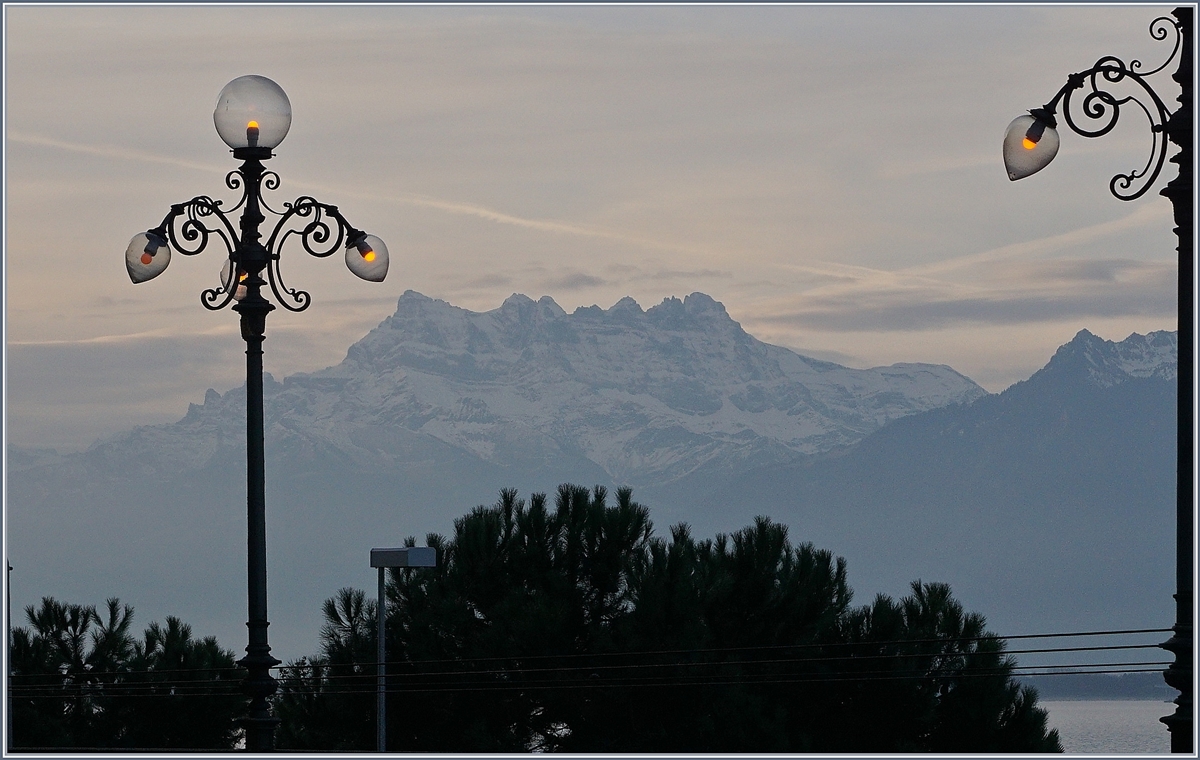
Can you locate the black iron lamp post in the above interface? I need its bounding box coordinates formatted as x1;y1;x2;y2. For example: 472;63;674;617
125;75;390;751
1005;8;1192;752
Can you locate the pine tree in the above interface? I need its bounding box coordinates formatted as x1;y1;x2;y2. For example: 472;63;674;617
275;485;1063;753
9;597;241;749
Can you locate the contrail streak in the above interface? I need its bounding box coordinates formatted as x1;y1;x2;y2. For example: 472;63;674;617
8;132;711;257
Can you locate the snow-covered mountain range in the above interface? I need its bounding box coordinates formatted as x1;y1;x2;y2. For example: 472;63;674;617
140;290;986;488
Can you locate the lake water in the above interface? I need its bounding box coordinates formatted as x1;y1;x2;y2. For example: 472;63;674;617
1041;700;1173;754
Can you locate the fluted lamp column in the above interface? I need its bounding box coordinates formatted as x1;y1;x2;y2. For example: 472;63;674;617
126;74;391;751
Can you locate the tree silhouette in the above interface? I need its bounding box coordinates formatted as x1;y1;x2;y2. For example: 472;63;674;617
274;588;378;749
276;485;1062;752
9;598;242;750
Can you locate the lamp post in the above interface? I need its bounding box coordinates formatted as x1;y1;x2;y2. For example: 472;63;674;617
1004;9;1192;752
7;562;11;753
370;547;437;752
126;75;391;751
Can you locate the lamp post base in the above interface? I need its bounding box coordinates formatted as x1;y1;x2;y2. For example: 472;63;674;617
239;643;282;751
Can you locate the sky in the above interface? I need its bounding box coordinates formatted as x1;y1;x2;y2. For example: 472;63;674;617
4;3;1181;455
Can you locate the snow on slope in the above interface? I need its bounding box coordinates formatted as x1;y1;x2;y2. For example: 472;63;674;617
1036;329;1177;390
215;290;988;485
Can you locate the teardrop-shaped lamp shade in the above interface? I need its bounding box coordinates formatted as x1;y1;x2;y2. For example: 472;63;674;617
346;235;389;282
126;232;170;283
213;75;292;150
1003;114;1059;181
219;259;248;300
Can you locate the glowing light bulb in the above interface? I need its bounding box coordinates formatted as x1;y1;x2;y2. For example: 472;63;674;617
345;234;388;281
246;120;260;148
1022;119;1046;150
356;239;376;262
140;232;164;265
127;232;171;283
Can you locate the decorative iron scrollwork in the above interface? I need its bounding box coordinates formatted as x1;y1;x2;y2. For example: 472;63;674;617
1044;15;1181;200
146;156;373;313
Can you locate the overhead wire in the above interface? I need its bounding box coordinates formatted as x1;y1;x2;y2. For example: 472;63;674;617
9;631;1169;686
8;640;1167;691
9;626;1171;700
8;625;1167;680
10;663;1171;700
10;649;1172;698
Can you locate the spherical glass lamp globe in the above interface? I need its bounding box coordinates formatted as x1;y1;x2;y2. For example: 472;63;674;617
1003;114;1059;181
213;75;292;151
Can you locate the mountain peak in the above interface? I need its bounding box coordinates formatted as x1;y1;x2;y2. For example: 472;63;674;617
1043;329;1177;388
392;289;456;318
502;293;537;309
608;296;643;314
538;295;567;317
684;292;726;316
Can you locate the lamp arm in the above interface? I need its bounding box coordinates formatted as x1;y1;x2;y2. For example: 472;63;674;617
145;198;243;310
152;196;240;257
266;197;364;257
256;197;369;312
1037;15;1181;200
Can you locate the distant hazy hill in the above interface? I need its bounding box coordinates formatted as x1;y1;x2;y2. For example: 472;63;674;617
1021;672;1174;701
695;329;1177;646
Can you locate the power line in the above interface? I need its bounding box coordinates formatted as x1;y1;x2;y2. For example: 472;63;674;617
11;624;1161;677
60;665;1179;700
11;663;1170;700
298;641;1165;676
10;639;1167;687
274;626;1172;669
11;653;1171;696
10;626;1170;686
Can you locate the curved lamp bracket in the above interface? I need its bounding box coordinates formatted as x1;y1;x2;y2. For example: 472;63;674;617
143;161;376;313
260;197;365;312
1041;15;1181;200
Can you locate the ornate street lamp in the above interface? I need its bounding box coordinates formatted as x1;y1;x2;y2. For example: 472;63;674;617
1005;9;1192;752
126;75;390;751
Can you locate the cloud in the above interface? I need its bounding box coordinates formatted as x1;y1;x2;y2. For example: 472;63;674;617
763;282;1176;333
8;132;227;175
8;325;239;347
998;258;1163;284
460;274;514;289
908;202;1171;277
645;268;734;281
601;264;734;282
541;272;607;290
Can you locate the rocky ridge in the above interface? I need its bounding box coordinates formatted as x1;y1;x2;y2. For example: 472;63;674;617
124;290;988;486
